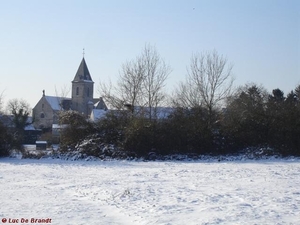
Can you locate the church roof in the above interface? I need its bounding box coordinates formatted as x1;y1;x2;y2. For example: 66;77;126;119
45;96;71;111
73;57;93;82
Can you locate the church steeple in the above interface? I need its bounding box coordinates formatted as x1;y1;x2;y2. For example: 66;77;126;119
73;57;93;82
71;57;94;116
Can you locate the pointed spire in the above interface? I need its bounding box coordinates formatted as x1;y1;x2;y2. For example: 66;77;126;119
73;57;93;82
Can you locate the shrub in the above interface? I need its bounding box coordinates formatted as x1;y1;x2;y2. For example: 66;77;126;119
0;122;12;157
59;111;95;151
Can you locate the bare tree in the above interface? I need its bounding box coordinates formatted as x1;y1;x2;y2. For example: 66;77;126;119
173;80;202;108
7;99;31;116
55;84;71;110
98;59;145;111
98;79;125;110
142;44;171;119
99;44;171;119
118;56;146;112
6;99;31;142
174;50;234;124
55;84;70;99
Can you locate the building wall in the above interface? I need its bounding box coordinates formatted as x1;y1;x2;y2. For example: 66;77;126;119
33;97;56;129
71;80;94;116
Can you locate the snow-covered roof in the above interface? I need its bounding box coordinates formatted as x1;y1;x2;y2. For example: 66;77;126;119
25;123;36;131
133;106;174;119
155;107;174;119
89;106;174;122
94;97;108;110
52;124;68;129
90;109;108;121
36;141;47;144
45;96;71;111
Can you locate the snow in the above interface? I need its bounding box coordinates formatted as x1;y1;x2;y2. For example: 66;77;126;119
44;96;70;111
90;109;108;121
132;106;174;119
0;158;300;225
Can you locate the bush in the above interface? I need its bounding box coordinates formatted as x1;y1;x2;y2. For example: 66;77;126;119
221;84;269;150
59;111;95;151
0;122;12;157
122;107;219;156
95;110;130;146
266;90;300;156
123;117;155;156
54;84;300;158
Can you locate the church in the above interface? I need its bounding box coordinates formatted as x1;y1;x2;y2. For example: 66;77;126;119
32;57;108;130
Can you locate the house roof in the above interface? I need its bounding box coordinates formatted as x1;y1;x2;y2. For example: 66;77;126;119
94;97;108;110
89;106;174;122
90;109;108;121
133;106;174;119
73;57;93;82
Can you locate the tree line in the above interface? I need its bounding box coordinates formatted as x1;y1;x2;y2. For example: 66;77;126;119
1;45;299;158
59;45;300;158
58;83;300;158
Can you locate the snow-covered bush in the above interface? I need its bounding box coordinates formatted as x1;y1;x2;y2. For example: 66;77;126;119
59;110;95;151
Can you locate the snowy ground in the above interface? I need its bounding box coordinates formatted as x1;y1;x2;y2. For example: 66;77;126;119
0;158;300;225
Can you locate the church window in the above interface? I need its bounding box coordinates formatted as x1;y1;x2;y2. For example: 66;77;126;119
87;88;90;97
40;113;45;118
76;87;79;95
42;104;44;109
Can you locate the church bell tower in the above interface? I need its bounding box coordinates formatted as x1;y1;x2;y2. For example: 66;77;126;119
71;57;94;116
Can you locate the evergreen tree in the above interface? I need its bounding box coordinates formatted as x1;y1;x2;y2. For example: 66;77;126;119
222;84;269;149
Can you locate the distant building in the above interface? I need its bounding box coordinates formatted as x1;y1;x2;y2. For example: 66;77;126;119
32;57;108;129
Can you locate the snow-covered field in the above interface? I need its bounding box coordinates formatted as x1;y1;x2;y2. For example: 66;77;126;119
0;158;300;225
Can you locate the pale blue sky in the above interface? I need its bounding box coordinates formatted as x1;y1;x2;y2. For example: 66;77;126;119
0;0;299;108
